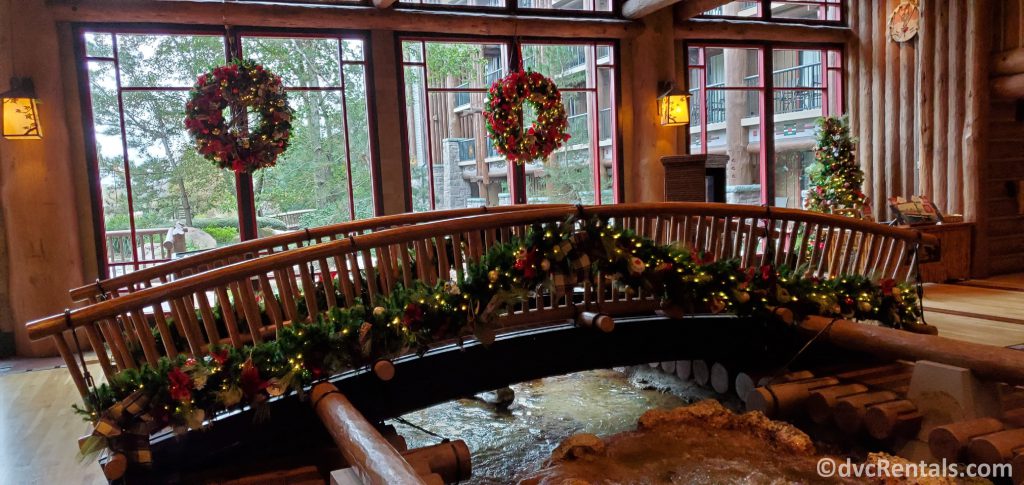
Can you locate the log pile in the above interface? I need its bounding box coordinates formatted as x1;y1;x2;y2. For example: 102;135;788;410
647;358;1024;480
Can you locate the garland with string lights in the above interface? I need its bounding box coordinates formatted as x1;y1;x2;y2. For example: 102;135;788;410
185;59;293;173
74;215;923;467
483;70;571;164
804;116;866;217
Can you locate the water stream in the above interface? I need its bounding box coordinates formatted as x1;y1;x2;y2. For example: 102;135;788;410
388;367;720;484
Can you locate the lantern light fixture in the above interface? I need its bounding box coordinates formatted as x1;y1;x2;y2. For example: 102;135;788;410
657;81;690;127
2;77;42;140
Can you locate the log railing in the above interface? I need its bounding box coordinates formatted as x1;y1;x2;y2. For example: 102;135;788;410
29;203;938;398
72;206;569;305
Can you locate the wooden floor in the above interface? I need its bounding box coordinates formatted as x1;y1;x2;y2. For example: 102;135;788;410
1;274;1022;484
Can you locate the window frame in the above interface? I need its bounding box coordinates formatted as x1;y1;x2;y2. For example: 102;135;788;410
684;39;846;206
395;33;622;211
393;0;622;18
73;23;381;278
698;0;846;26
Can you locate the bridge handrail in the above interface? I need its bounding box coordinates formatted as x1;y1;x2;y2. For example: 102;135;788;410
27;203;938;398
70;205;570;303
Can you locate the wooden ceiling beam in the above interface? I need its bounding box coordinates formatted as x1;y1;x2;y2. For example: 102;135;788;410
674;0;732;21
45;0;635;39
675;18;851;44
373;0;400;9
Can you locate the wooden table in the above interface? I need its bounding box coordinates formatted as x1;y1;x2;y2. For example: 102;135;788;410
904;222;974;282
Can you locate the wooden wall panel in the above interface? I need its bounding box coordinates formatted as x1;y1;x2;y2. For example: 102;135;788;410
847;0;1016;276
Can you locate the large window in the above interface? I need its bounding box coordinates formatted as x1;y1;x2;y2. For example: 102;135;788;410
79;28;374;276
701;0;842;23
400;38;618;211
687;44;843;208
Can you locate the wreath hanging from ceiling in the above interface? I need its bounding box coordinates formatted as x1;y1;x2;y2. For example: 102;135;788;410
483;70;571;165
185;59;293;173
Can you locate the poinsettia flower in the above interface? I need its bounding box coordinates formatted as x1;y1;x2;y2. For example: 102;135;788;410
168;367;193;402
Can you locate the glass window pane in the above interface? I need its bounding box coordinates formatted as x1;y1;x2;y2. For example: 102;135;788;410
404;65;433;212
772;49;823;88
521;44;592;90
597;67;615;204
344;64;375;220
116;34;226;88
703;88;762;205
121;90;240;250
88;60;134;275
85;32;114;58
399;0;505;7
771;1;840;21
703;1;761;17
242;37;342;87
424;41;506;89
518;0;612;12
597;45;613;66
403;41;423;63
342;39;364;61
688;68;704;154
704;47;761;88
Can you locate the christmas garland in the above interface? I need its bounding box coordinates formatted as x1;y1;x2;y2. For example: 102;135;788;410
184;59;293;173
483;70;571;164
75;216;922;464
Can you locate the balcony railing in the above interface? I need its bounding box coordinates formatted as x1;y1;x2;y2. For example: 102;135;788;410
598;107;612;140
105;227;174;276
695;63;824;124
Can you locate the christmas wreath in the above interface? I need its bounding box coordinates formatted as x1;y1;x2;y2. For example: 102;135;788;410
185;59;293;173
483;70;571;164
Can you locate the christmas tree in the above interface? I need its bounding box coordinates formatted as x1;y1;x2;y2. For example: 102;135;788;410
804;116;866;217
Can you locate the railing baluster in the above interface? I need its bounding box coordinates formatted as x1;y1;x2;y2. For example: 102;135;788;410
297;262;319;320
195;290;223;346
236;280;266;344
215;286;243;348
258;273;285;327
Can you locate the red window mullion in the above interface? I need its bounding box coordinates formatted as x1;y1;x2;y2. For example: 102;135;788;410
111;35;141;272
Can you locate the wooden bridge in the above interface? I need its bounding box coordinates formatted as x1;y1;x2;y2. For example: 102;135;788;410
25;203;1024;483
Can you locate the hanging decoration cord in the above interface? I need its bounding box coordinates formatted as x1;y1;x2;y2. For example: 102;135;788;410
766;316;840;386
65;309;97;392
394;416;450;444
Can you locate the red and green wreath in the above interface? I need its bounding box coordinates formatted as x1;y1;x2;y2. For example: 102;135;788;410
185;59;293;173
483;70;571;164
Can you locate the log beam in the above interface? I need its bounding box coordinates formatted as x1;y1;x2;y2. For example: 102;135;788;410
373;0;399;9
993;73;1024;99
622;0;682;19
799;316;1024;385
44;0;635;39
674;19;851;44
993;48;1024;76
311;382;425;485
672;0;732;20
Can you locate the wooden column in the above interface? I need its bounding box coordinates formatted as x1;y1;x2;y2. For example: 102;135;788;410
847;0;859;146
899;40;915;198
931;0;949;212
963;0;993;276
871;0;886;220
884;0;902;208
947;0;967;214
917;0;934;199
371;30;410;216
856;1;873;208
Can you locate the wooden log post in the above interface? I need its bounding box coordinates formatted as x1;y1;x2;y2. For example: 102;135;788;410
401;441;472;484
734;370;814;404
994;48;1024;75
675;360;692;381
993;73;1024;99
806;384;869;424
863;399;922;440
576;311;614;333
968;429;1024;465
692;360;711;387
745;377;841;418
710;362;731;394
100;451;128;482
373;359;396;382
928;418;1005;462
310;382;425;485
832;390;900;434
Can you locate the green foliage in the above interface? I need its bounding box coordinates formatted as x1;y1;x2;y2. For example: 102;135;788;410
203;226;239;244
192;216;287;231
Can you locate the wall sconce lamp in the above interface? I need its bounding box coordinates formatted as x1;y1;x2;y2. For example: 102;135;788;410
2;77;43;140
657;81;690;127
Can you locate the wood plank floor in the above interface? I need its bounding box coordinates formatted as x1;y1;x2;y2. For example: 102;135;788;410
0;274;1021;484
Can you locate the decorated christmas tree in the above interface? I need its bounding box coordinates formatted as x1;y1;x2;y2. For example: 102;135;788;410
804;116;866;217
